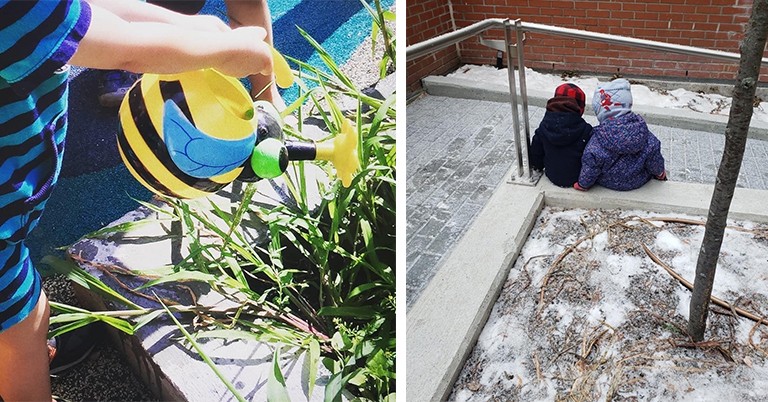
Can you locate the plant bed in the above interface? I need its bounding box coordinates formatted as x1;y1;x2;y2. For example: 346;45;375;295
450;207;768;401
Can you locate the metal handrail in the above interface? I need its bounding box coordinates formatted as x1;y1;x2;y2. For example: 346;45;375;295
407;18;768;64
407;18;768;184
407;19;506;60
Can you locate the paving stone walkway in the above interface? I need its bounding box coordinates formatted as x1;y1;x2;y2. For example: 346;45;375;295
406;94;768;310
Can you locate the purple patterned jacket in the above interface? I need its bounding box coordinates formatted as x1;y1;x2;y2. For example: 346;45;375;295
578;112;665;191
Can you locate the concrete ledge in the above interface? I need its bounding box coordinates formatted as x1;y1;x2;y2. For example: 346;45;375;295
406;176;768;401
422;74;768;141
542;179;768;224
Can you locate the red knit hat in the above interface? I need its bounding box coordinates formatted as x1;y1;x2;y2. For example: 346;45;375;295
553;83;586;114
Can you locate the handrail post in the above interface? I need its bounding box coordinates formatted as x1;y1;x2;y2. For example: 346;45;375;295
515;19;533;181
504;19;524;178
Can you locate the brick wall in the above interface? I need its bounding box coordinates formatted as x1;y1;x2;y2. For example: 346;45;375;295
407;0;768;95
406;1;461;93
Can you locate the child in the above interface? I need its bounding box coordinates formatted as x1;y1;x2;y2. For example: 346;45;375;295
574;79;667;191
0;1;274;400
529;83;593;187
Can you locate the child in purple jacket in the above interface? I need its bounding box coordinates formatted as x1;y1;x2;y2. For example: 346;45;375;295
574;79;667;191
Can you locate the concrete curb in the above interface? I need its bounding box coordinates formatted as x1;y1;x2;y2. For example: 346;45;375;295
422;75;768;141
406;174;768;402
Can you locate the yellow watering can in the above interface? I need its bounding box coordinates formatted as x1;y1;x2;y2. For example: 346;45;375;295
117;48;360;199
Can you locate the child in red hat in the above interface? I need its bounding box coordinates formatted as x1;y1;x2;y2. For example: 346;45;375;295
528;83;594;187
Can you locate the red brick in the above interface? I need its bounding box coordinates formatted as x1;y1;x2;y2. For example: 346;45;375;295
611;10;635;19
632;11;656;20
646;4;671;13
645;20;672;29
619;19;644;29
633;28;658;38
494;5;518;15
471;4;495;14
551;0;576;10
630;59;654;68
708;14;735;23
597;2;622;10
622;2;646;12
552;16;576;26
682;13;709;22
584;9;611;19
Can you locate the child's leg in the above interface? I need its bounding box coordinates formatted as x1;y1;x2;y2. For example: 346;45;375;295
0;291;51;401
224;0;284;108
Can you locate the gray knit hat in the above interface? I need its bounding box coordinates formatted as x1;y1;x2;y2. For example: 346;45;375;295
592;78;633;123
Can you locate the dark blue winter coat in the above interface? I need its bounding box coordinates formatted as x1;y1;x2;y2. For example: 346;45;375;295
529;111;593;187
578;112;665;191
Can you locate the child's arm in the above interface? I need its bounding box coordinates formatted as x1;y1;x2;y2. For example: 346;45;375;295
528;132;545;171
645;136;667;180
86;0;229;32
69;2;271;78
576;151;600;190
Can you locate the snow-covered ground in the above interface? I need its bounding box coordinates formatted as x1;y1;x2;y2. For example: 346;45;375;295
447;65;768;124
450;207;768;401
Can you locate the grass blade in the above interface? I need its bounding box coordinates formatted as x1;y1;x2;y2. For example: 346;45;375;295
157;297;246;402
268;347;291;402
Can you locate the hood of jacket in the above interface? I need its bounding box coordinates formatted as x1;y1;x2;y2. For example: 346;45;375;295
538;111;591;147
594;112;649;154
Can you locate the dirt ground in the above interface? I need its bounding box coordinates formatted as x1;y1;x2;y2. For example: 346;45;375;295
450;207;768;401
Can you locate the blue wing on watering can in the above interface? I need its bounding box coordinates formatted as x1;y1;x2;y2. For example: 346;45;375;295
163;100;256;179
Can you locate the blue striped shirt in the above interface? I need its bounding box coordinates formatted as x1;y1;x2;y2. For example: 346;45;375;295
0;0;90;332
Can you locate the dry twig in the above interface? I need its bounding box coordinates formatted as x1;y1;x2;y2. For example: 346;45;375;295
642;244;768;327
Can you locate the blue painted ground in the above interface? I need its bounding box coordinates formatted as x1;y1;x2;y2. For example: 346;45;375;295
29;0;392;270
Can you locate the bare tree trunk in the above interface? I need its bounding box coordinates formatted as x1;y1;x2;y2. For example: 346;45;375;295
688;0;768;341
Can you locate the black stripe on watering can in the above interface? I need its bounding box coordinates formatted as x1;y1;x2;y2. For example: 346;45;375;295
116;123;179;198
158;80;195;125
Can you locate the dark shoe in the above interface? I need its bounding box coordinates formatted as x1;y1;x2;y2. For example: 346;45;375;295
48;324;100;375
98;70;139;107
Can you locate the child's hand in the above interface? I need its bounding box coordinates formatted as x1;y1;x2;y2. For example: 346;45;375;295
655;171;668;181
573;182;588;191
218;27;273;78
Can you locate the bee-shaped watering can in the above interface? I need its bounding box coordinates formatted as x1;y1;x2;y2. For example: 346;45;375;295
117;50;359;199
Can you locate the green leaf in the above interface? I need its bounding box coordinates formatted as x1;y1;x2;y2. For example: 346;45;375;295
346;282;384;300
371;19;379;56
370;92;396;138
132;309;165;332
306;339;320;399
268;347;291;402
382;10;396;21
324;369;358;402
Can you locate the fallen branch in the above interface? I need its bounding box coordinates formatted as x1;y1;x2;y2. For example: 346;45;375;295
646;216;765;235
642;244;768;327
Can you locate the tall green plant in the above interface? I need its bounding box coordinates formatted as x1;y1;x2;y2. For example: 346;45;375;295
360;0;396;78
